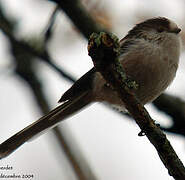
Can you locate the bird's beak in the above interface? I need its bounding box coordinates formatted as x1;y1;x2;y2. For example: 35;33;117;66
173;28;181;34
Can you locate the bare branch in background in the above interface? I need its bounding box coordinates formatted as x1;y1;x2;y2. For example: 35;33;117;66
0;4;97;180
153;94;185;136
49;0;107;38
0;7;75;83
44;5;60;44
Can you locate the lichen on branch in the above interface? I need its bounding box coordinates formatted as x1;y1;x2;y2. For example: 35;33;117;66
88;32;185;180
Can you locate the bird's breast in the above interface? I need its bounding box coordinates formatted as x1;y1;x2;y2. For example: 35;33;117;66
93;37;180;106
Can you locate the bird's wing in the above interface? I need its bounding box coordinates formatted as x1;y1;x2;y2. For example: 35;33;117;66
58;68;96;102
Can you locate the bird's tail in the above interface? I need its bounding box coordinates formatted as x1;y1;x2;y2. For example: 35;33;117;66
0;92;92;159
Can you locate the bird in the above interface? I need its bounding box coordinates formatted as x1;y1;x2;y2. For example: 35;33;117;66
0;17;181;159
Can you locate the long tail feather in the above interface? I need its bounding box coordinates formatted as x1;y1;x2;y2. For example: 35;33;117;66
0;92;91;159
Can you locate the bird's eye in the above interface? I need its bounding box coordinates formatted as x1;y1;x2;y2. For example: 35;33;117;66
157;27;164;33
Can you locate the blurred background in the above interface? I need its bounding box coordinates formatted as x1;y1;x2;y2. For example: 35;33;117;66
0;0;185;179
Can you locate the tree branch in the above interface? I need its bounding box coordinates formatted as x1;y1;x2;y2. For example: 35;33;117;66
88;32;185;179
153;94;185;136
0;6;75;83
49;0;107;38
49;0;185;137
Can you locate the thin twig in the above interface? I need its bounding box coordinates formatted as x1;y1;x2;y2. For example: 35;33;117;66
44;5;59;44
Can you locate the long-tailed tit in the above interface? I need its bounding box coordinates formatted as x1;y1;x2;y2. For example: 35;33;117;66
0;17;181;158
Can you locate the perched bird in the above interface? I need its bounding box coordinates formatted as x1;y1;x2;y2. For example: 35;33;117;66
0;17;181;158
